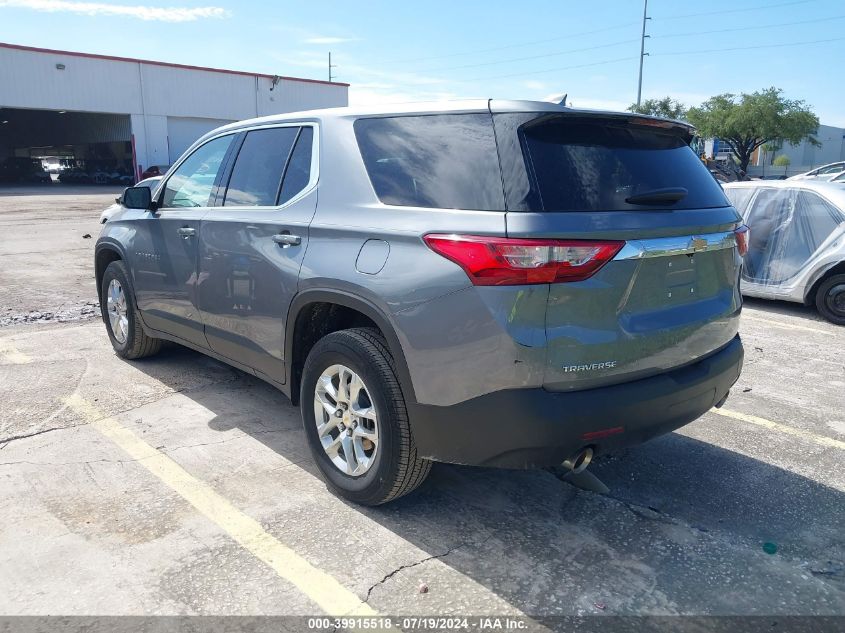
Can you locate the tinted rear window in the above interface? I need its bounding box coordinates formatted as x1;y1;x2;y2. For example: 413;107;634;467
354;114;504;210
494;113;729;212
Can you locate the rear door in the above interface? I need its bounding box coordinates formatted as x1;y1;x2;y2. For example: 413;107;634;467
197;124;318;383
493;109;743;391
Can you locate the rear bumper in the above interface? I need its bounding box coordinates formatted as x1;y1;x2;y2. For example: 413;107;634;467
409;335;743;468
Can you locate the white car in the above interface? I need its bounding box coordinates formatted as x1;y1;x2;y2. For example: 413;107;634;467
99;177;162;223
723;179;845;324
787;161;845;181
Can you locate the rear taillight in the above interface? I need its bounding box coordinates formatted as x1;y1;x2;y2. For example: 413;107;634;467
734;225;749;257
423;234;624;286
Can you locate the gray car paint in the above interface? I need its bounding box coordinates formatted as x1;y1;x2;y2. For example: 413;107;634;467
97;99;743;412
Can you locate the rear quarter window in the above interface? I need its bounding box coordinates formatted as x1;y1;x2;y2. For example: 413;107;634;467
494;113;730;212
354;113;505;211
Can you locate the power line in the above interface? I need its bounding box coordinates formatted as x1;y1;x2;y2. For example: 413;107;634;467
470;34;845;82
416;38;638;74
475;55;638;82
654;35;845;56
652;14;845;40
381;21;639;66
658;0;816;21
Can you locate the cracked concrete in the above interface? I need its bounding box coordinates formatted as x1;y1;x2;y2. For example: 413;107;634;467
0;421;92;447
364;545;465;603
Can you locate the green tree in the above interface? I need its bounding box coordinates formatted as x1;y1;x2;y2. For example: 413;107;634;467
686;88;818;172
773;154;791;175
628;97;687;120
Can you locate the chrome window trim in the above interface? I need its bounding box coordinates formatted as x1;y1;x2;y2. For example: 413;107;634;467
157;123;320;213
614;230;737;260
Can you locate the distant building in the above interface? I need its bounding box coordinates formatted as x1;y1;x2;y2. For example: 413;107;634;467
750;124;845;177
0;42;348;182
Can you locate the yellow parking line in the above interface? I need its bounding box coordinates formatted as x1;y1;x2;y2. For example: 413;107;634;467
64;394;383;620
0;342;31;364
741;314;832;336
712;407;845;450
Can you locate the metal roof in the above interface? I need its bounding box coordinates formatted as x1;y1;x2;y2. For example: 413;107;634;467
0;41;348;87
206;98;695;135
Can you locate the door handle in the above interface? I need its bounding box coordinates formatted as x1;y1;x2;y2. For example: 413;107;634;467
177;227;196;238
272;233;302;247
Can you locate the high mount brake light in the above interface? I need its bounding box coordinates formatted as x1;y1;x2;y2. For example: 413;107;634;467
734;225;749;257
423;234;625;286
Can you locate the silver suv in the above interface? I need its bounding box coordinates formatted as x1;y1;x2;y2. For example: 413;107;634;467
95;100;745;505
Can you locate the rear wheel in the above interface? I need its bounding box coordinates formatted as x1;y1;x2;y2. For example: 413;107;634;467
815;273;845;325
100;261;162;358
300;328;431;505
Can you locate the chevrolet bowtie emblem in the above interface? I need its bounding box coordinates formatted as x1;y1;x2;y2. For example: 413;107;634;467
690;237;708;252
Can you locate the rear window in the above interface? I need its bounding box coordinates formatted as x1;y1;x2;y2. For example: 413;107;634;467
494;113;729;212
354;114;504;210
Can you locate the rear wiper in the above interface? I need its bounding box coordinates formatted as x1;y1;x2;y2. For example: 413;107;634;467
625;187;688;205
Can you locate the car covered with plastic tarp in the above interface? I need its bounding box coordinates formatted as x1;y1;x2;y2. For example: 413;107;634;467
723;179;845;324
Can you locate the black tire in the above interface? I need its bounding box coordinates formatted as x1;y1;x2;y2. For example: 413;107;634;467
100;260;162;359
815;273;845;326
300;328;431;505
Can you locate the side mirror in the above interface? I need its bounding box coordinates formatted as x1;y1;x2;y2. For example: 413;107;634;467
123;186;154;210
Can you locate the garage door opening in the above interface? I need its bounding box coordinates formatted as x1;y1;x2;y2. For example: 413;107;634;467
0;107;133;186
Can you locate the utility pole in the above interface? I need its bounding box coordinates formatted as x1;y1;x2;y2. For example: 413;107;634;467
636;0;651;108
328;52;337;83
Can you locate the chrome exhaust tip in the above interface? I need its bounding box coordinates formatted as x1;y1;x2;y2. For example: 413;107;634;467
562;447;593;474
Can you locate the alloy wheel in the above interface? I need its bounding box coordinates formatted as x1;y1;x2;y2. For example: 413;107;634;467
313;364;379;476
106;278;129;344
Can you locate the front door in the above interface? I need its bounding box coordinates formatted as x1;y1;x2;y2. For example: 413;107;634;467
197;124;318;383
130;133;235;347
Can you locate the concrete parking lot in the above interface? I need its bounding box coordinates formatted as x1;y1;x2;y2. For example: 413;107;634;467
0;188;843;625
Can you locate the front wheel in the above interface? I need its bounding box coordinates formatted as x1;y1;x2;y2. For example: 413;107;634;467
100;260;162;359
300;328;431;505
815;273;845;325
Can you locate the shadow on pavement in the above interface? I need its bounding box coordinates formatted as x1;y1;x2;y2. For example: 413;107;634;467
130;344;845;616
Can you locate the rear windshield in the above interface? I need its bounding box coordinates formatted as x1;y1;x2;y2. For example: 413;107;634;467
494;113;729;212
354;114;505;210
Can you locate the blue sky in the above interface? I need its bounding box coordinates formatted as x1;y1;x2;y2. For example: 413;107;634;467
1;0;844;125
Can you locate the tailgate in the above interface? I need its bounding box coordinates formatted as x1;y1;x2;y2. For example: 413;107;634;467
541;229;741;391
493;108;743;391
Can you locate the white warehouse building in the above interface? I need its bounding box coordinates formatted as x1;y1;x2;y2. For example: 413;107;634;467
0;42;348;181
